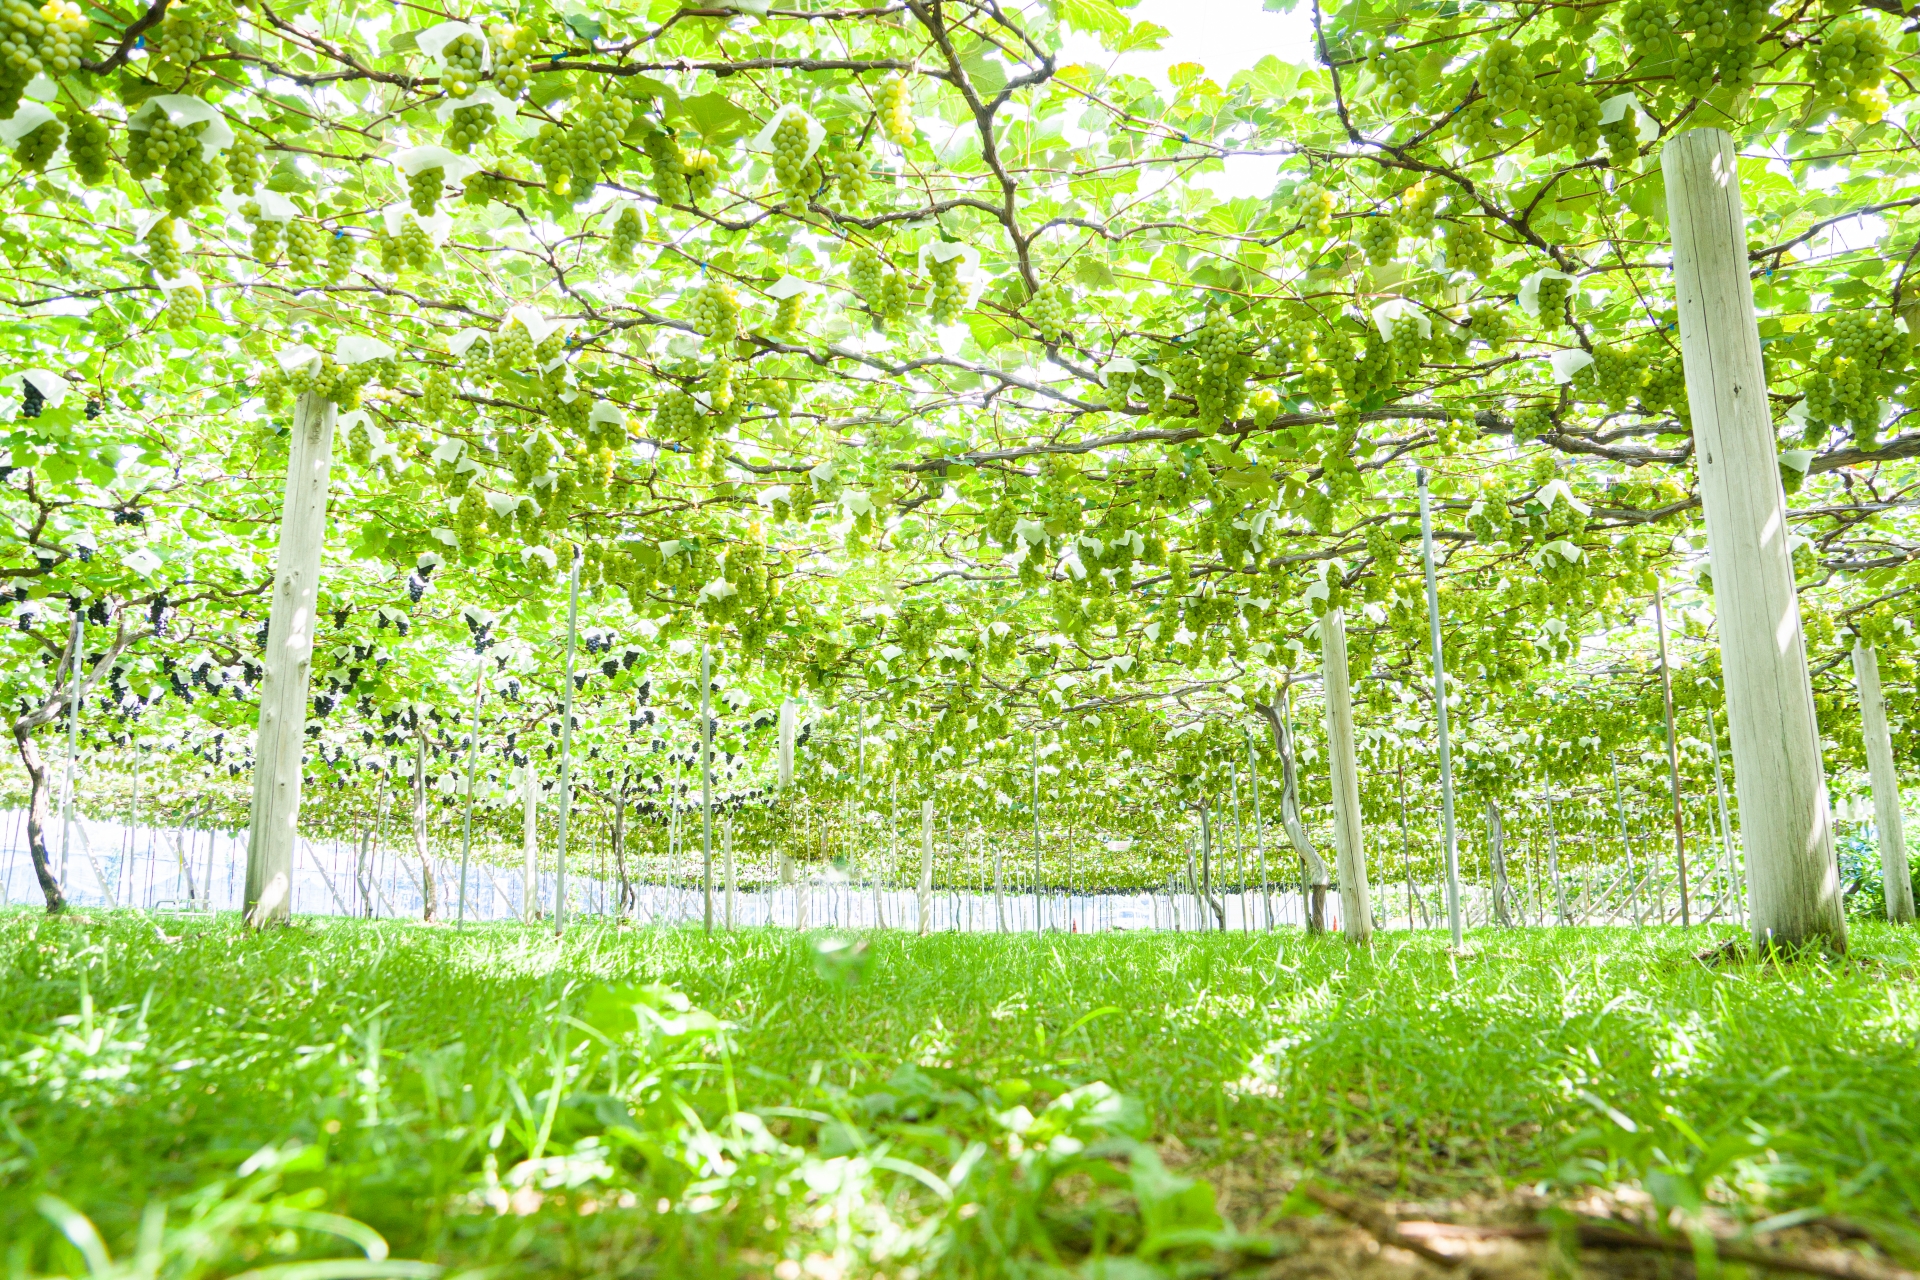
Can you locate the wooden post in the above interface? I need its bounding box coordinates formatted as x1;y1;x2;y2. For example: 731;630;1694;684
723;817;735;929
1416;469;1464;945
456;651;486;929
700;641;714;934
918;798;934;934
1542;776;1567;924
1031;726;1042;934
553;547;581;934
244;392;337;927
1664;128;1845;949
1852;642;1915;923
1652;584;1692;925
1242;727;1271;929
1609;753;1641;926
1321;606;1372;941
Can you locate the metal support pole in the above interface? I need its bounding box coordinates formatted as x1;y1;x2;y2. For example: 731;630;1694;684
1417;469;1464;945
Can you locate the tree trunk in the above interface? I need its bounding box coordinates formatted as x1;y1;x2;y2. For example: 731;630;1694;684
413;727;436;921
1321;606;1373;941
1665;128;1845;951
1255;697;1330;933
13;729;65;912
1486;799;1511;926
1853;642;1915;923
244;391;337;927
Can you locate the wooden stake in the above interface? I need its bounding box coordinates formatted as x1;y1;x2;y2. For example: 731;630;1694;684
1652;584;1692;926
1852;642;1915;923
245;392;337;927
1321;605;1372;941
1417;469;1464;945
553;547;581;934
1664;128;1845;949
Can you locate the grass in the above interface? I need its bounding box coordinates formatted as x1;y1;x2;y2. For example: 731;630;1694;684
1;914;1916;1278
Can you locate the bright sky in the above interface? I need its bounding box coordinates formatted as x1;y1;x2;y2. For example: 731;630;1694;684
1056;0;1319;199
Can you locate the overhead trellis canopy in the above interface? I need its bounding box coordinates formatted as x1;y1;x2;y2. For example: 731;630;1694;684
0;0;1914;939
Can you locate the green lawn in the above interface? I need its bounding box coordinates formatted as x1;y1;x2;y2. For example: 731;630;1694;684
2;914;1916;1278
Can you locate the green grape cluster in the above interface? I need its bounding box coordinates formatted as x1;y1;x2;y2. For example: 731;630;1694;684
530;123;574;196
150;0;209;85
1639;355;1689;422
1358;214;1399;265
1024;285;1068;341
1371;43;1419;112
656;389;701;441
1465;302;1510;348
258;366;288;411
1453;101;1495;150
682;149;720;201
1512;403;1553;441
441;32;486;98
607;206;643;266
376;224;404;273
689;280;740;341
325;229;357;282
927;252;962;324
640;127;689;204
247;210;281;263
163;282;202;329
1805;19;1889;115
1803;310;1910;444
462;169;515;207
878;271;910;328
1534;275;1572;329
771;290;806;338
1600;113;1640;168
226;128;263;194
145;217;182;281
1673;0;1772;95
1191;314;1248;431
493;319;534;376
1399;181;1440;238
289;356;373;410
445;104;494;153
1620;0;1669;58
1294;183;1334;236
879;76;914;146
770;112;817;205
826;136;870;209
132;116;222;213
568;86;634;193
455;486;487;553
1535;83;1601;156
1443;217;1494;277
705;354;736;414
1576;346;1648;409
1387;315;1426;381
490;25;532;97
847;245;884;304
423;368;453;417
285;218;320;274
12;119;58;172
1479;40;1531;117
61;110;110;185
408;166;444;216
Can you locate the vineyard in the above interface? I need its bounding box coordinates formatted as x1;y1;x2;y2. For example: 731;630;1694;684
0;0;1918;1272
